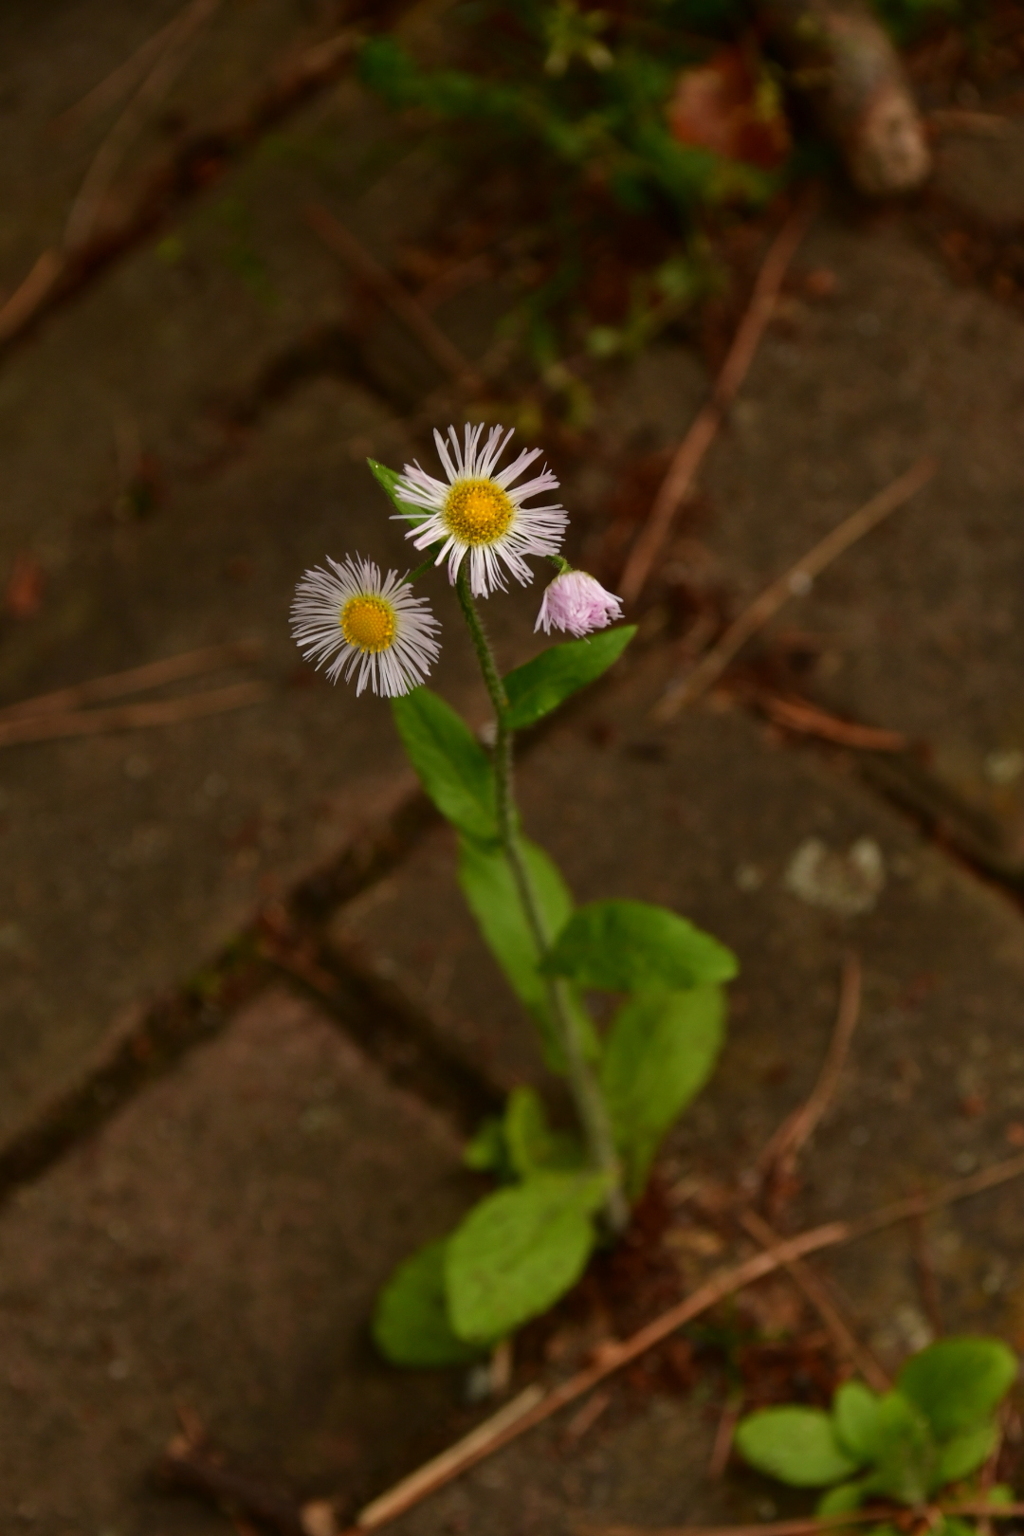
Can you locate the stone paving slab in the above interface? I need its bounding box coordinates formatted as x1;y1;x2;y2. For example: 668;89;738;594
0;986;478;1535
694;212;1024;861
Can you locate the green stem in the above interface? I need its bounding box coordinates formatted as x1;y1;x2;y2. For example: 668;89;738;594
454;566;629;1235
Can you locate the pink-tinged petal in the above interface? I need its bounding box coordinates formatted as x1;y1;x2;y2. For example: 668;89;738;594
535;571;623;637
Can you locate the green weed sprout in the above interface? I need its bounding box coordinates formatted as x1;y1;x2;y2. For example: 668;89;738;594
291;423;736;1365
735;1337;1019;1533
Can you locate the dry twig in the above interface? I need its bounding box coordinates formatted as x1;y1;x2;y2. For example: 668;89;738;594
758;953;862;1194
0;641;262;722
306;204;487;395
619;195;817;607
345;1150;1024;1532
654;457;935;721
756;694;907;752
0;681;269;748
64;0;223;251
738;1207;889;1391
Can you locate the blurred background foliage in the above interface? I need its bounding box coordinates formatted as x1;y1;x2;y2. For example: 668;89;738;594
357;0;968;409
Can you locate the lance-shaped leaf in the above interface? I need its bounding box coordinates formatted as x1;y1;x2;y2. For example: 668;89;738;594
457;834;598;1070
600;985;725;1198
373;1239;488;1367
368;456;429;524
503;626;637;730
541;899;738;992
445;1171;606;1343
393;688;497;841
833;1379;881;1462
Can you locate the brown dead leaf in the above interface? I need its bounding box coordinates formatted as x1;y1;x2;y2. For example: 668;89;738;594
4;551;45;618
667;48;791;170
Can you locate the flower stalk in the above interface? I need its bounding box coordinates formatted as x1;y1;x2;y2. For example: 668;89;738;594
454;566;629;1235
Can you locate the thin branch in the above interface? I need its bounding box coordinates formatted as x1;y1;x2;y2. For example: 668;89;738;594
64;0;222;251
0;681;269;748
306;204;487;395
618;194;818;607
347;1151;1024;1531
50;10;193;135
758;953;862;1189
653;457;936;722
356;1386;546;1528
756;694;908;753
0;251;64;347
738;1207;890;1391
0;641;262;722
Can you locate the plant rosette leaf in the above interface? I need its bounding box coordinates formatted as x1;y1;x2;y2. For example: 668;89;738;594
934;1419;999;1489
815;1478;872;1517
833;1379;882;1463
503;626;637;730
897;1337;1018;1440
600;984;725;1198
392;688;497;841
541;899;738;993
861;1390;937;1507
444;1170;607;1343
368;457;430;524
735;1406;861;1487
457;833;598;1070
373;1239;489;1367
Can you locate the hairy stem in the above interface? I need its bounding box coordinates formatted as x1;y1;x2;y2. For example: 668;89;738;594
455;567;629;1234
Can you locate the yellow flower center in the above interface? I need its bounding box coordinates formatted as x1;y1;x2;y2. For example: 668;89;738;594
443;478;515;546
340;594;397;653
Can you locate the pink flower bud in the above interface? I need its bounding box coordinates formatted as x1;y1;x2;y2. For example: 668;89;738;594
535;570;624;638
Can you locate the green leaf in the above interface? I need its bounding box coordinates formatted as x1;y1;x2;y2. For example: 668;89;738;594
934;1419;999;1488
541;899;738;992
864;1391;936;1506
815;1479;869;1516
600;985;725;1198
936;1520;976;1536
503;626;637;730
735;1406;860;1488
457;833;598;1070
445;1171;606;1342
373;1240;487;1367
898;1338;1018;1439
833;1380;881;1462
504;1086;583;1177
392;688;497;840
367;457;427;523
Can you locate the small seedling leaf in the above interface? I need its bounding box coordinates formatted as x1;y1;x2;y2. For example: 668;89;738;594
393;688;497;840
373;1239;487;1367
457;834;597;1070
503;626;637;730
735;1406;860;1487
934;1419;999;1488
504;1086;583;1177
600;985;725;1197
463;1116;508;1175
898;1337;1018;1439
833;1380;881;1462
541;899;738;991
445;1171;606;1343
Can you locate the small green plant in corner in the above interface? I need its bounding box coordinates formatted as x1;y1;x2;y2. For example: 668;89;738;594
735;1336;1019;1533
290;422;737;1366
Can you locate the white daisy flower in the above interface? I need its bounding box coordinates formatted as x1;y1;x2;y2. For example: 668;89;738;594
395;423;568;598
290;555;440;698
